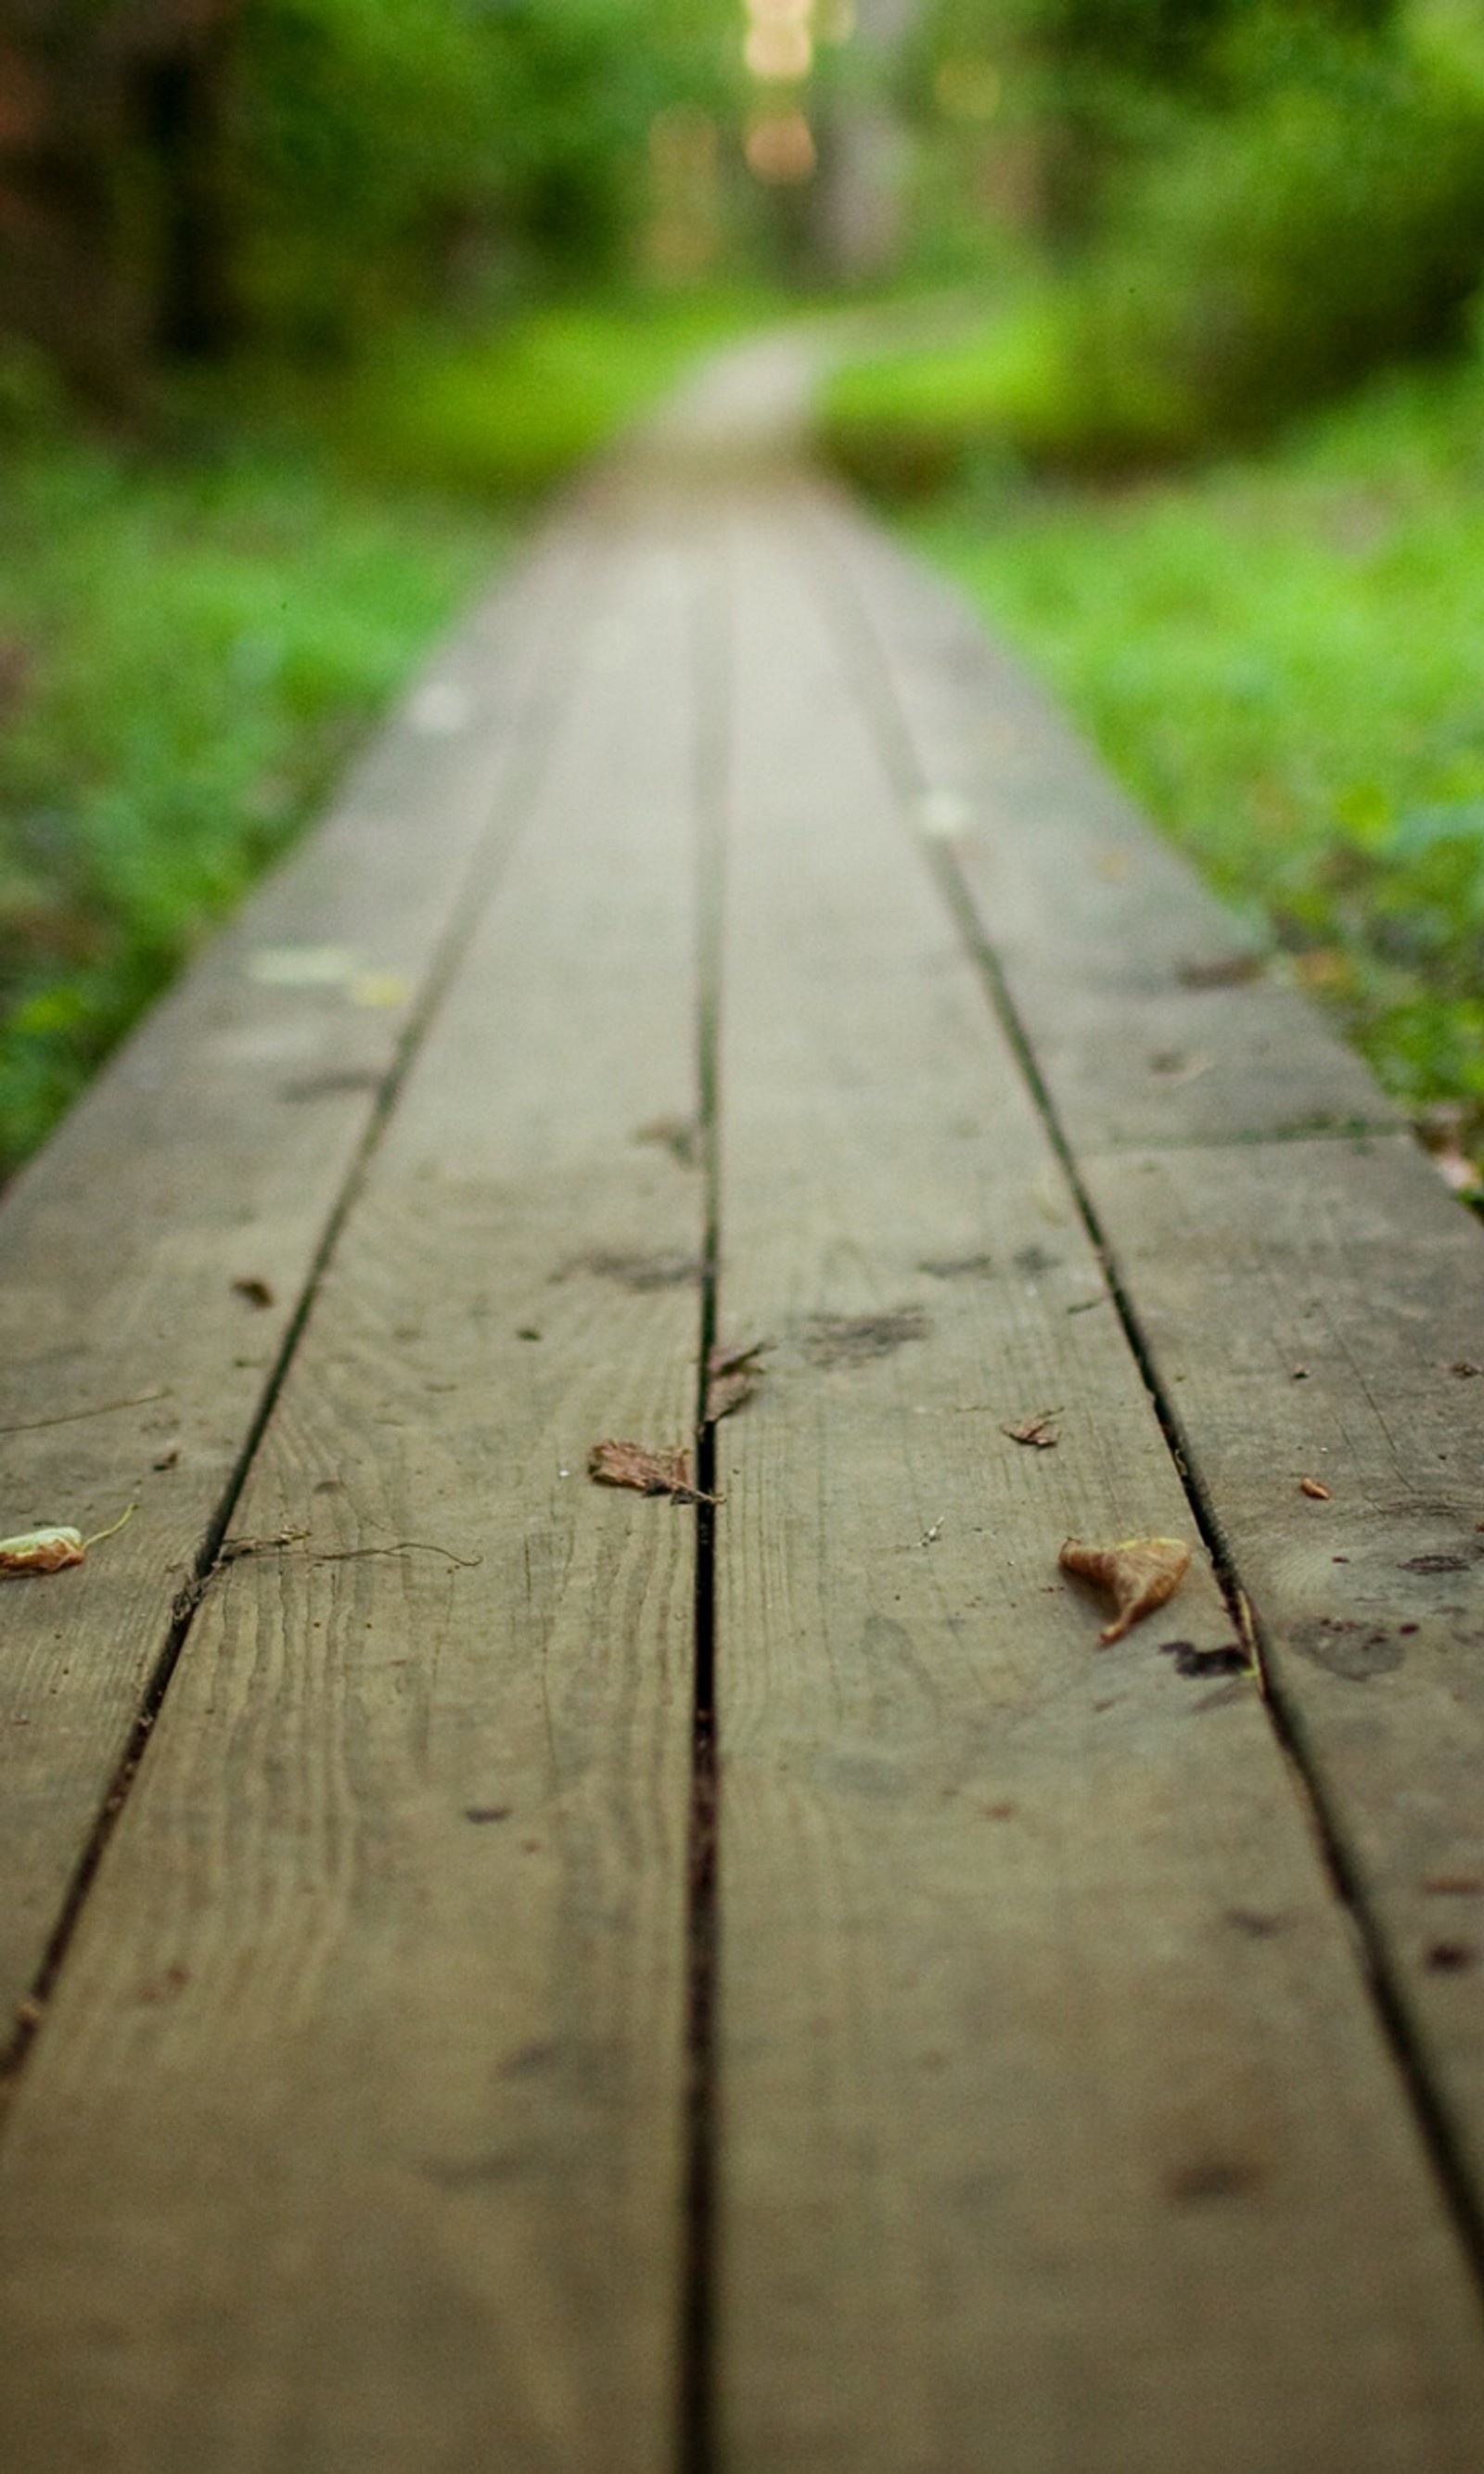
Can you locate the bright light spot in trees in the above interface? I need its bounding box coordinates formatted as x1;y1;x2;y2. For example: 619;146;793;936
744;21;813;80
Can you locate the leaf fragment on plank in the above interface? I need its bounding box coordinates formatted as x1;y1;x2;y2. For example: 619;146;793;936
0;1501;135;1579
0;1527;85;1575
1001;1409;1060;1449
1060;1534;1192;1644
587;1441;713;1503
705;1338;771;1425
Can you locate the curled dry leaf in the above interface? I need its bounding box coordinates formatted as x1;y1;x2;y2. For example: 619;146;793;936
1060;1534;1192;1644
0;1501;135;1580
0;1526;85;1575
705;1338;770;1425
1299;1476;1333;1501
587;1440;711;1504
1001;1410;1060;1450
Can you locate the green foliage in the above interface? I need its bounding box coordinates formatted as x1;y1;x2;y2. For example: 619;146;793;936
828;11;1484;472
891;340;1484;1126
232;0;736;350
318;292;782;497
1072;35;1484;451
0;419;500;1169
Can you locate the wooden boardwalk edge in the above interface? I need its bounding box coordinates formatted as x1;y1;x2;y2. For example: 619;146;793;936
818;486;1484;2222
0;507;604;2031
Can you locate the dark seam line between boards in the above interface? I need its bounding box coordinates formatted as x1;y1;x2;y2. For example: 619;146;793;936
0;528;606;2102
800;494;1484;2320
679;526;729;2474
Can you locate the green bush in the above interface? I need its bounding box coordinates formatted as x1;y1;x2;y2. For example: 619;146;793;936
1072;41;1484;454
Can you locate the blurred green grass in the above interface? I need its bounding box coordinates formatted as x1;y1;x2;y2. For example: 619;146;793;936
0;292;770;1174
880;339;1484;1147
318;291;784;497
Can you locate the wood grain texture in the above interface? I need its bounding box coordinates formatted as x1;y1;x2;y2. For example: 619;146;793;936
1084;1134;1484;2187
811;491;1398;1151
0;506;705;2471
710;483;1484;2474
0;515;595;2029
810;477;1484;2249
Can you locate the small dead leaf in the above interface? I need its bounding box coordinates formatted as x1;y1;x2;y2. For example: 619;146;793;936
633;1115;701;1169
0;1526;85;1575
1292;947;1351;994
705;1338;770;1424
587;1441;711;1503
1452;1361;1482;1379
233;1276;275;1310
1432;1145;1479;1197
1299;1476;1332;1501
0;1501;134;1579
1147;1049;1214;1086
1177;953;1263;991
350;971;410;1010
706;1370;753;1422
1001;1409;1060;1450
1060;1534;1192;1644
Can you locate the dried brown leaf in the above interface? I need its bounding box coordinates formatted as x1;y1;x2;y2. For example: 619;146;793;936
1177;953;1263;991
705;1369;755;1423
1299;1476;1332;1501
633;1115;701;1169
0;1526;85;1575
587;1440;709;1502
1060;1534;1192;1644
1001;1410;1060;1450
0;1501;134;1580
704;1338;771;1424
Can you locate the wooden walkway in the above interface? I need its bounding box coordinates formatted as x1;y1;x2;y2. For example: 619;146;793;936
4;341;1484;2470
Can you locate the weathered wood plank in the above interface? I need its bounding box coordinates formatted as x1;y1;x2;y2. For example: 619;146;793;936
710;482;1484;2474
812;487;1484;2235
811;492;1399;1150
0;501;705;2470
0;516;597;2032
1082;1134;1484;2183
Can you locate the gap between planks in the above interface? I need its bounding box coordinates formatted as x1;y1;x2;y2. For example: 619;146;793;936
798;481;1484;2314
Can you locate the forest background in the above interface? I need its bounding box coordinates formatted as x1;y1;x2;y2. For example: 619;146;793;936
4;0;1484;1185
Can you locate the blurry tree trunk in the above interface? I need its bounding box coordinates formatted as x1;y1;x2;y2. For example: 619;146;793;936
0;0;240;406
810;0;920;282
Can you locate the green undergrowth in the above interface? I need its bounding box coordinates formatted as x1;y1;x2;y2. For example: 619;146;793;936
0;425;503;1173
0;292;766;1175
307;289;787;498
886;340;1484;1162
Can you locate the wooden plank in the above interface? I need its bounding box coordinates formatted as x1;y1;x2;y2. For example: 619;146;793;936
0;514;597;2032
810;491;1399;1151
710;481;1484;2473
808;484;1484;2230
1081;1133;1484;2188
0;498;704;2468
